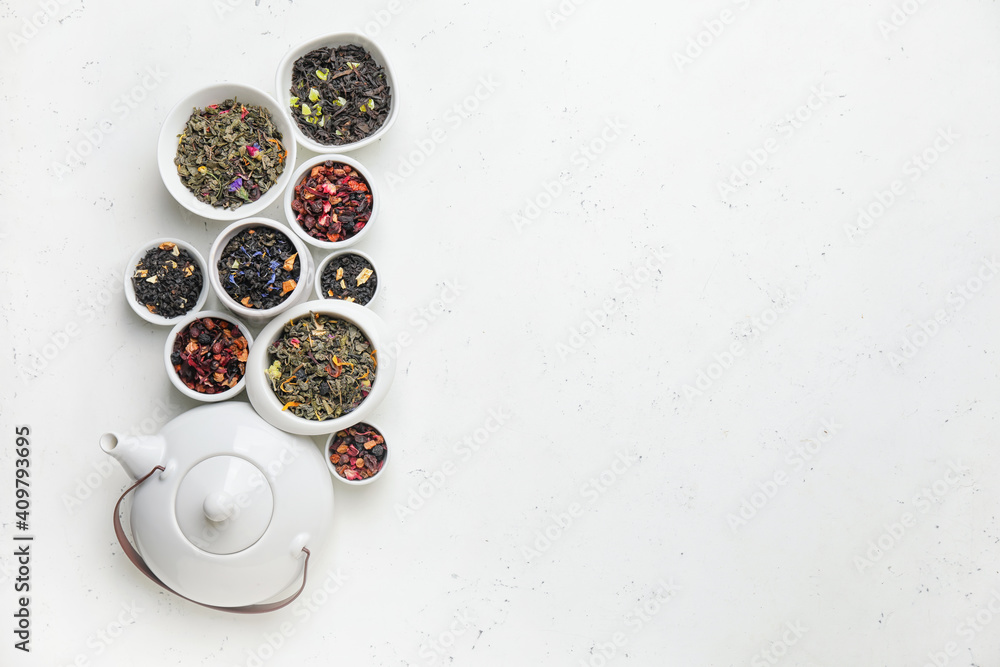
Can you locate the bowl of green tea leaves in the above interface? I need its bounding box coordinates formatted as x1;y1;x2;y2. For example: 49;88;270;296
245;299;396;436
157;83;298;221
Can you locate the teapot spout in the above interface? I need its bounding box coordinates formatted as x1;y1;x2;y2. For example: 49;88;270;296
100;432;166;481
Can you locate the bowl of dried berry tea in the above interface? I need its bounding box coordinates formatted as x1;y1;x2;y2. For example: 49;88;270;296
284;154;378;250
324;422;388;485
164;311;253;402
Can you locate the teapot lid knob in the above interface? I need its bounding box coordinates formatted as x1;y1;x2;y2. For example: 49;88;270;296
203;492;237;522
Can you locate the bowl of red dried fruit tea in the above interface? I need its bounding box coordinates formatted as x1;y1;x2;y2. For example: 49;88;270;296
283;154;378;250
164;311;253;402
124;238;209;325
325;422;388;485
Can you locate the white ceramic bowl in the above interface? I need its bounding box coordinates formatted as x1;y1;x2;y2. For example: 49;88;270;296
164;310;253;402
245;299;396;435
283;153;380;250
324;421;388;486
208;218;314;325
275;33;398;153
157;83;298;221
314;248;381;306
124;238;209;325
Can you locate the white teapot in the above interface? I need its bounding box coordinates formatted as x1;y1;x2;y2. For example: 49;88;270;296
101;401;333;612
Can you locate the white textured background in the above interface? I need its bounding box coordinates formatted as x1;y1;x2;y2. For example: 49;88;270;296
2;0;1000;665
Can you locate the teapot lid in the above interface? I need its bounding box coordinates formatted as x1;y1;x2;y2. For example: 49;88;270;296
175;456;274;555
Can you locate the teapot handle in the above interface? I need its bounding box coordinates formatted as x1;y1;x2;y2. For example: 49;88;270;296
113;466;312;614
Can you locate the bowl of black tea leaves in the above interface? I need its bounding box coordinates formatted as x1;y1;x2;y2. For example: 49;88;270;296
208;218;314;325
314;249;380;306
125;238;209;325
275;33;397;153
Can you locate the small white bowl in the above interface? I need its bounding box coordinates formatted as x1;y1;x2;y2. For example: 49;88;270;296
325;421;389;485
157;83;298;222
208;218;314;325
164;310;253;402
283;153;379;250
245;299;396;435
275;33;398;153
314;248;381;306
124;238;209;325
